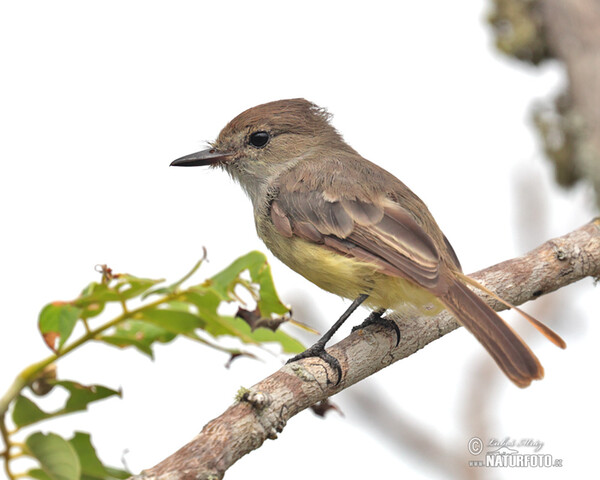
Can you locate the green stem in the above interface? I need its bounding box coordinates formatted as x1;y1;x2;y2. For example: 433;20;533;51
171;250;207;290
1;414;14;480
81;318;91;334
0;294;173;423
0;294;176;478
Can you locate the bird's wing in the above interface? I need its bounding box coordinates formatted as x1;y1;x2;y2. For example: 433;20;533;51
270;188;443;290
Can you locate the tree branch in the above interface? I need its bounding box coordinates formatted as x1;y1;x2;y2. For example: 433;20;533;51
489;0;600;206
134;219;600;480
539;0;600;206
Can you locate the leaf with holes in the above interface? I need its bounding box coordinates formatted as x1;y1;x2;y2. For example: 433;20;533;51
56;380;121;415
12;381;120;428
208;250;289;317
114;274;164;300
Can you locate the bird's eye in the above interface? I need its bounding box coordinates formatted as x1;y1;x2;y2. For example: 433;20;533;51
249;131;270;148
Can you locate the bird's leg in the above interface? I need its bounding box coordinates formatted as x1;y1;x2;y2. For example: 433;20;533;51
286;293;369;385
351;308;401;347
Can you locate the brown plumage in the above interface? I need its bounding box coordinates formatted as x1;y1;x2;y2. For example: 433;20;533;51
267;153;549;387
172;98;566;387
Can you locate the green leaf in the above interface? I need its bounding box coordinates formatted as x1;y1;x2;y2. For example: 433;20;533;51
104;467;131;480
209;251;289;317
26;432;80;480
27;469;53;480
164;300;192;312
179;290;304;352
69;432;106;480
99;320;176;358
185;288;221;316
75;275;163;310
69;432;129;480
208;251;264;300
38;303;82;352
77;282;122;304
247;253;289;317
183;290;228;334
12;395;51;428
75;282;111;319
182;274;302;352
115;274;163;300
140;286;172;299
183;291;252;339
135;308;206;336
225;316;304;353
54;381;121;415
12;382;120;428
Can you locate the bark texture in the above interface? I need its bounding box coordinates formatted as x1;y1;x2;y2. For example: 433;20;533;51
133;219;600;480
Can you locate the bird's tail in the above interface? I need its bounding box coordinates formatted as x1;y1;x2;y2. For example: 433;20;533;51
440;278;552;388
457;272;566;349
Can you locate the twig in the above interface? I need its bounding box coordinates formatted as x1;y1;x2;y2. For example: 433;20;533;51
134;219;600;480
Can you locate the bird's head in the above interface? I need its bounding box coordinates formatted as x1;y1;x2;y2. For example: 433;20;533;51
171;99;351;190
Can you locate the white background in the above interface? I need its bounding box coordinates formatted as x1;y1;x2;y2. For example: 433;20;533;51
0;2;597;479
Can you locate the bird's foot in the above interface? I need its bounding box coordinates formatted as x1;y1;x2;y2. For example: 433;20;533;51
285;294;370;386
351;309;401;347
286;341;342;385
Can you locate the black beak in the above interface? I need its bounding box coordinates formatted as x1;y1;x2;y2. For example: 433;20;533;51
170;148;234;167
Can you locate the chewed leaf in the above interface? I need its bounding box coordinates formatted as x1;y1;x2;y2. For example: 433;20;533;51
246;254;289;317
77;282;121;304
182;291;256;341
38;303;82;352
141;286;173;299
184;289;221;322
12;381;120;428
25;432;80;480
75;275;163;311
207;255;254;301
56;380;121;414
115;275;164;300
36;254;301;377
208;251;289;317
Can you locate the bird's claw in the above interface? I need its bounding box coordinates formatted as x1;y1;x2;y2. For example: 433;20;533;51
352;310;401;347
287;343;342;385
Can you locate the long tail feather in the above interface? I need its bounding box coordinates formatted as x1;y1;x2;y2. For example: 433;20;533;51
457;272;566;349
441;279;544;388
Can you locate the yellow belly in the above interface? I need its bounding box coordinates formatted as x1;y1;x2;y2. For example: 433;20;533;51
258;219;443;315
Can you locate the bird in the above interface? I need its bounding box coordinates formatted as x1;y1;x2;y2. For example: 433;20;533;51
171;98;565;387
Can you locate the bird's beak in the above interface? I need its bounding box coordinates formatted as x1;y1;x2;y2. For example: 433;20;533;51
170;148;234;167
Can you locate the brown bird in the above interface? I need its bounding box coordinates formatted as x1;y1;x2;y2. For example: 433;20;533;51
171;98;565;387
